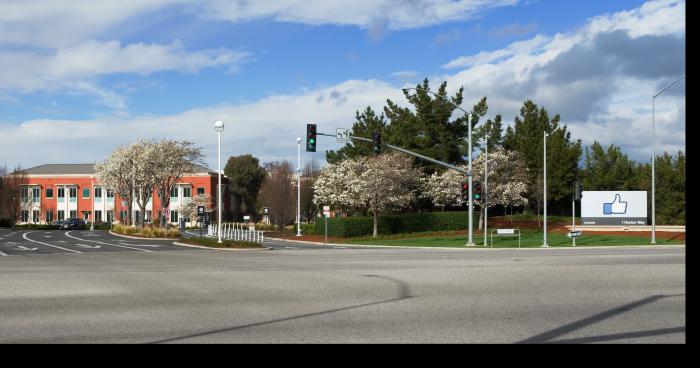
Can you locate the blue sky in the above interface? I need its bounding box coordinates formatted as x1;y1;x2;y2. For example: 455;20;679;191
0;0;685;169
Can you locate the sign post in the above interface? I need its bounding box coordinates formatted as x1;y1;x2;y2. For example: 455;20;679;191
323;206;330;245
197;206;205;238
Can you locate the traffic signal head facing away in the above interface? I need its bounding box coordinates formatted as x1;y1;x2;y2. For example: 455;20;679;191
306;123;317;152
372;132;381;154
574;181;582;200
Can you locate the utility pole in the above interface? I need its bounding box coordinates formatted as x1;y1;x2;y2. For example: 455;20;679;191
542;131;549;247
484;135;488;247
297;137;302;237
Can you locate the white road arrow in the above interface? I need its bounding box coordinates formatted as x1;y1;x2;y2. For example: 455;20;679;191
16;246;38;251
76;244;101;249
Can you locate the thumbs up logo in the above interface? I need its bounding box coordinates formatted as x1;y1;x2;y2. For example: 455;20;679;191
603;194;628;215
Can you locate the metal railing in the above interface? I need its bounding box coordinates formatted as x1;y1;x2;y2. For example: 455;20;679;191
208;222;264;244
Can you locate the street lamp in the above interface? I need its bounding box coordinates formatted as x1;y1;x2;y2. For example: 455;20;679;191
651;74;685;244
297;137;302;237
542;131;549;247
483;135;488;247
214;120;224;244
402;86;476;246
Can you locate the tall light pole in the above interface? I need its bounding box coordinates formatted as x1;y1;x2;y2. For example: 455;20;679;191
297;137;302;237
651;74;685;244
542;131;549;247
483;136;488;247
402;86;476;246
214;120;224;244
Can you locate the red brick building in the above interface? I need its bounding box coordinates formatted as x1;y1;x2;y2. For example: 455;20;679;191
18;163;230;226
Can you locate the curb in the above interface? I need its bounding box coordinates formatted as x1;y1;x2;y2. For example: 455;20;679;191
172;241;272;251
266;237;685;250
108;230;177;241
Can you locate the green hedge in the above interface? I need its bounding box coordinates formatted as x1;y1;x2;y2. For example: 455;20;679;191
311;211;473;238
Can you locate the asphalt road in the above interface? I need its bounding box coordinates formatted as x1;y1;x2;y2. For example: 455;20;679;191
0;227;685;343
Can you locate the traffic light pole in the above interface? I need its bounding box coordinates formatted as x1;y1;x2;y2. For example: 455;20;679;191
317;132;470;175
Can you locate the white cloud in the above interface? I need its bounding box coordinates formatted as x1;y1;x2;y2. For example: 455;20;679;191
201;0;518;30
0;80;407;169
436;0;685;162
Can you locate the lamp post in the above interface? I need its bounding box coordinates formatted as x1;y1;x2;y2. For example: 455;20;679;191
402;86;476;246
297;137;302;237
542;131;549;247
214;120;224;244
651;74;685;244
483;135;488;247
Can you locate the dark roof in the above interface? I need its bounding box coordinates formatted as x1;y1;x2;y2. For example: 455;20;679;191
22;163;217;175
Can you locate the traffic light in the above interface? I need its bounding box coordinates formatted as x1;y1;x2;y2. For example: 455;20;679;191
474;181;482;200
372;132;381;154
306;123;317;152
461;182;469;201
574;181;582;200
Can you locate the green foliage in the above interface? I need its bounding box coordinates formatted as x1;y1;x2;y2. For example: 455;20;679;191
224;154;267;221
502;100;582;213
582;142;639;191
326;106;388;164
311;211;475;238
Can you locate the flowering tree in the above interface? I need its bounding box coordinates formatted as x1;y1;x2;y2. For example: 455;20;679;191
96;144;138;226
151;140;204;227
180;194;213;226
472;149;530;224
314;153;422;238
420;168;467;210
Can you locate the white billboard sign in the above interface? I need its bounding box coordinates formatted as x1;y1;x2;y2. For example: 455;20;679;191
581;191;647;226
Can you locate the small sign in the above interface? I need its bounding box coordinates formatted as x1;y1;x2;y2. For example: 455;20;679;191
197;205;205;215
323;206;330;217
336;128;350;143
243;215;250;220
496;229;515;235
263;207;269;214
567;231;582;238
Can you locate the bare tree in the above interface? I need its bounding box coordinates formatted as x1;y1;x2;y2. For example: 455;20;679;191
1;166;28;224
258;161;295;231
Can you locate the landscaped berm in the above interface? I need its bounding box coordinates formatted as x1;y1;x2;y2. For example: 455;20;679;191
111;224;181;238
269;213;684;248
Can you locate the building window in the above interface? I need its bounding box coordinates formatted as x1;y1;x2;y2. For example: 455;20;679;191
46;188;53;198
83;211;90;221
58;210;65;221
69;188;77;203
95;187;102;198
197;187;205;196
183;187;191;198
106;189;114;198
120;211;128;222
33;210;40;223
70;210;77;219
107;211;114;223
46;210;54;223
82;188;90;198
95;210;102;223
58;187;65;202
170;210;178;223
145;210;152;222
32;187;40;203
21;210;29;223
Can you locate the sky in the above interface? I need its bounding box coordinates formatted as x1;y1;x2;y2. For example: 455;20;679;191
0;0;686;170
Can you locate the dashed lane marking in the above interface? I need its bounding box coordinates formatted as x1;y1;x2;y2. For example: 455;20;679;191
23;232;82;254
64;231;152;252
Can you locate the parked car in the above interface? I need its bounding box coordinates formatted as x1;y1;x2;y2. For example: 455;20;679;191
60;218;86;230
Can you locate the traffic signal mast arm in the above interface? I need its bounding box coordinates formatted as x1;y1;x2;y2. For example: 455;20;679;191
316;131;471;176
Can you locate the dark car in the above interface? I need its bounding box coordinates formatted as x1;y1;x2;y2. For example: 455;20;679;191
60;218;86;230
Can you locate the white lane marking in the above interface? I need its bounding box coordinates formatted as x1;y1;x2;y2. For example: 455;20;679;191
44;232;52;234
16;246;38;251
76;244;101;249
285;246;299;249
23;232;82;254
64;231;152;252
44;236;52;238
0;251;7;256
334;247;347;249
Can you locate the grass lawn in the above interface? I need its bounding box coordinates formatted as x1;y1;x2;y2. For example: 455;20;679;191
342;229;683;248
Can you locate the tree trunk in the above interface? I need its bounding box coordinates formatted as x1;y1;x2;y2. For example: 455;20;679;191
478;206;483;231
373;212;378;238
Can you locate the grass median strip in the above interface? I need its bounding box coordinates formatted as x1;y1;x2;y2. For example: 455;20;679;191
341;230;683;248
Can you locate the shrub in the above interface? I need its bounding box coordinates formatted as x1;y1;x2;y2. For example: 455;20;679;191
310;211;473;238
